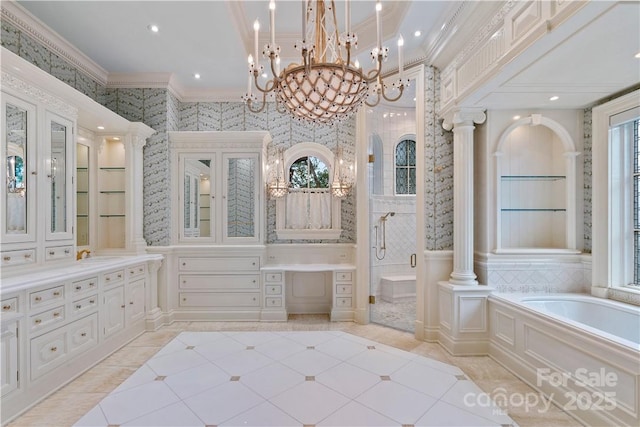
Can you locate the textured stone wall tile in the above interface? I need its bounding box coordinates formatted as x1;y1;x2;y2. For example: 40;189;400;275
102;88;118;114
180;102;198;131
221;102;245;131
75;71;97;101
583;108;592;253
245;102;268;131
267;103;291;146
198;102;221;130
19;33;50;73
143;132;171;246
50;52;75;88
166;91;180;132
142;89;168;130
117;89;144;122
1;21;20;55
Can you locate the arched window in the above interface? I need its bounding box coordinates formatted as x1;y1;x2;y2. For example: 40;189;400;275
274;143;342;240
395;137;416;195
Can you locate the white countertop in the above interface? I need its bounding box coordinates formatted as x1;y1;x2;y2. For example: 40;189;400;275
261;263;355;272
1;254;163;293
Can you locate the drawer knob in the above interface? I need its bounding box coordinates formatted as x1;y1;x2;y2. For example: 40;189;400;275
106;277;110;281
252;280;256;283
2;305;11;310
50;346;57;352
53;312;60;317
117;274;122;278
53;291;61;296
76;304;82;309
64;249;70;254
252;262;256;266
120;304;126;309
89;300;95;304
49;251;55;256
81;332;87;337
35;319;42;324
24;253;32;259
90;282;95;287
129;301;134;305
35;296;42;302
182;262;186;266
139;268;143;272
3;256;10;261
75;286;82;290
271;287;275;291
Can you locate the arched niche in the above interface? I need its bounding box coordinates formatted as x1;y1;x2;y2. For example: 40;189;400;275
494;114;579;252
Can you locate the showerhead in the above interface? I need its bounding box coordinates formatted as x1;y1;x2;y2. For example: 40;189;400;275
380;211;395;221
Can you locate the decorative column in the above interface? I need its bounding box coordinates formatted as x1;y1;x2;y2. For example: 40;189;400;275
438;108;492;356
126;123;155;254
443;109;486;286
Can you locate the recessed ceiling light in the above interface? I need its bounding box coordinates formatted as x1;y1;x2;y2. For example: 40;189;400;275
97;126;105;130
635;52;640;59
112;137;121;141
413;97;416;102
513;115;521;120
549;95;559;101
194;73;201;79
414;30;421;37
148;24;159;33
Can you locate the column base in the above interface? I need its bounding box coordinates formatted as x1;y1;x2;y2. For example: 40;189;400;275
437;281;494;355
448;271;478;286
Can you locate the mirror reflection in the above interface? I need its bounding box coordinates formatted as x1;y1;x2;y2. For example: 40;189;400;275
50;121;67;233
76;143;89;246
5;103;27;234
183;158;211;238
227;157;255;238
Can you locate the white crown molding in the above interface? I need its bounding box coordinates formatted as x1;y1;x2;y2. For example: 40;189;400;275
1;0;108;86
1;70;77;119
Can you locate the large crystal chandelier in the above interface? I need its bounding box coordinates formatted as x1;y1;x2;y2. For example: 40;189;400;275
242;0;408;125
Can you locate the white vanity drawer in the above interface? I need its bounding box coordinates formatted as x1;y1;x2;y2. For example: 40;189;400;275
336;284;352;295
30;327;67;380
179;292;260;308
335;297;352;308
179;257;259;272
1;297;18;314
335;272;352;282
30;305;65;333
126;263;146;279
265;273;282;282
69;313;98;355
30;285;64;309
71;295;98;317
265;285;282;295
265;297;282;307
45;245;73;261
1;248;35;266
71;277;98;294
179;275;259;290
102;269;124;287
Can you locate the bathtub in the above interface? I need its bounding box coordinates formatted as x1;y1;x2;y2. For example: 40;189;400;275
488;293;640;427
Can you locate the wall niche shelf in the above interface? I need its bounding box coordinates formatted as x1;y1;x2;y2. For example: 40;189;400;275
495;115;579;252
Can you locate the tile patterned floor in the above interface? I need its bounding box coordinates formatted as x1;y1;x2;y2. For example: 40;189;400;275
7;316;584;427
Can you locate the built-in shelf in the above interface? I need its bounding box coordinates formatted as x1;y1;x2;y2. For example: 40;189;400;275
99;191;125;194
99;167;125;171
99;215;125;218
77;214;89;218
77;191;88;194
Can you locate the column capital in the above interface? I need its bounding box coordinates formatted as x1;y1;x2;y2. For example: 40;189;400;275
442;108;486;131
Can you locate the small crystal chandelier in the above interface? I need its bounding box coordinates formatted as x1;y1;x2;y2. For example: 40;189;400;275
267;147;289;198
242;0;408;126
331;147;353;198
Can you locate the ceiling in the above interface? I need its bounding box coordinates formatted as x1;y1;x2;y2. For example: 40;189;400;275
12;0;640;110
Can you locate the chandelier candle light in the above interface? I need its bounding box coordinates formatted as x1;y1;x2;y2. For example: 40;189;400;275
242;0;409;125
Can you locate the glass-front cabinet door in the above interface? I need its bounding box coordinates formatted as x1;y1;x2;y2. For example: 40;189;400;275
1;94;36;244
223;153;259;243
45;111;74;241
179;154;215;242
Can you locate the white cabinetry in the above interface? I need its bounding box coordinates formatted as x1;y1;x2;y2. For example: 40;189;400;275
0;255;161;425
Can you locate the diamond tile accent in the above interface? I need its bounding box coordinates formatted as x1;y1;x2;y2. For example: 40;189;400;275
154;376;166;381
186;346;195;350
230;376;240;381
305;376;315;381
380;375;391;381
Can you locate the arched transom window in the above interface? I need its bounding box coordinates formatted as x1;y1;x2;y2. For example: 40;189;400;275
395;138;416;195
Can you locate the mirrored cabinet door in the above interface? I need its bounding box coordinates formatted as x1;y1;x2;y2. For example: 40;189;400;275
45;112;74;241
223;153;258;242
76;142;90;247
1;95;36;244
180;155;215;241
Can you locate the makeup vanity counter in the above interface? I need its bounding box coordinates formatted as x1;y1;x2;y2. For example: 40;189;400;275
261;263;356;321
